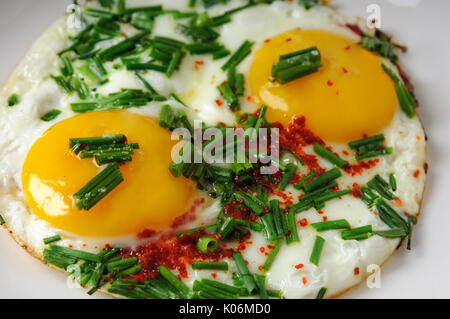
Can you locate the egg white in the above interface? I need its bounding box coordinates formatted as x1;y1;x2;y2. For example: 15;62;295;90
0;0;426;299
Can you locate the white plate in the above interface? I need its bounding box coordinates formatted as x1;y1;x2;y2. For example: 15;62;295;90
0;0;449;299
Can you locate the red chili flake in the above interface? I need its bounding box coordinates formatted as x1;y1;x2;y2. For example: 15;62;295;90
322;216;328;222
351;183;362;198
121;32;127;38
342;67;348;74
245;260;249;265
68;245;73;248
247;96;253;102
264;253;269;256
215;99;223;107
317;210;324;215
137;229;159;239
294;264;304;269
194;65;199;71
258;265;263;271
336;91;340;95
299;218;308;227
345;23;364;36
302;277;308;285
354;267;360;275
413;170;420;178
267;245;275;250
82;244;87;247
342;150;349;156
264;39;271;43
327;80;334;86
345;45;351;50
285;38;292;42
211;273;217;279
394;197;403;206
403;211;410;217
260;247;266;253
344;159;379;176
195;60;204;65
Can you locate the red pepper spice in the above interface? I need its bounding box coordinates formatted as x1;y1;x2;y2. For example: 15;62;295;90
294;264;304;269
299;218;308;227
354;267;360;275
413;170;420;178
344;159;379;176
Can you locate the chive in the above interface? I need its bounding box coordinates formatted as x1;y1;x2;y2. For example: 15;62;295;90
218;216;235;239
367;175;396;200
51;75;73;93
294;170;316;190
197;236;218;253
262;239;283;271
88;263;105;288
254;274;268;299
218;82;238;110
277;163;298;190
233;219;264;232
193;280;236;299
233;192;264;215
189;0;197;8
186;42;223;54
349;134;385;150
124;5;163;14
271;200;287;238
166;50;182;78
267;289;283;298
294;201;314;214
235;73;244;96
43;248;77;270
375;198;408;230
175;223;218;237
71;77;90;100
94;151;132;165
213;48;230;60
286;208;300;244
311;219;350;232
389;173;397;191
316;287;327;299
303;168;341;193
357;142;384;155
373;228;407;238
201;279;240;295
314;143;348;168
313;189;351;207
395;82;416;118
41;109;62;122
126;62;168;73
49;245;101;263
356;147;393;161
85;8;117;19
309;236;325;266
108;287;143;299
43;235;61;244
0;215;4;225
260;214;278;242
117;264;142;277
299;0;321;10
60;55;73;76
78;64;101;82
176;24;219;43
81;171;124;210
232;252;257;294
69;135;125;148
341;225;373;240
381;63;401;83
105;257;138;272
99;31;150;61
221;40;254;70
7;93;19;107
158;265;191;298
192;261;228;271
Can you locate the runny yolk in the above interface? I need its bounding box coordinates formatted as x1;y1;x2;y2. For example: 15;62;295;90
22;110;195;237
249;29;397;142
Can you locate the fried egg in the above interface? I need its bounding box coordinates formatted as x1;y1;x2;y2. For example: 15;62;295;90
0;0;426;299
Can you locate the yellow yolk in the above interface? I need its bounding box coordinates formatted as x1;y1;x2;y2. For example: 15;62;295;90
22;110;195;237
249;29;397;142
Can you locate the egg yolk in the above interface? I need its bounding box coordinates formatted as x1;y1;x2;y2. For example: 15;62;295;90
22;110;195;237
249;29;397;142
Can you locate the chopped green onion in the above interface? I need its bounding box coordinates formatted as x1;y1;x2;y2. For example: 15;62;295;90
389;173;397;191
192;261;228;271
41;109;62;122
341;225;373;240
51;75;73;93
232;251;257;295
233;192;264;215
48;244;101;263
158;265;192;298
314;143;348;168
105;257;138;272
43;235;61;244
218;82;239;110
277;163;298;190
175;224;218;238
176;24;219;43
254;274;268;299
303;167;341;193
294;170;316;190
7;93;19;107
260;214;278;242
373;228;407;238
43;248;77;270
0;215;4;226
356;147;393;161
311;219;351;232
349;134;385;150
309;236;325;266
221;40;254;70
313;189;351;207
316;286;327;299
367;174;396;200
286;207;300;244
395;81;416;118
262;239;283;271
197;236;219;253
60;55;74;76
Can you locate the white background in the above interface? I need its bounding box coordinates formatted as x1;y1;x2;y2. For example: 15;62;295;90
0;0;449;298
